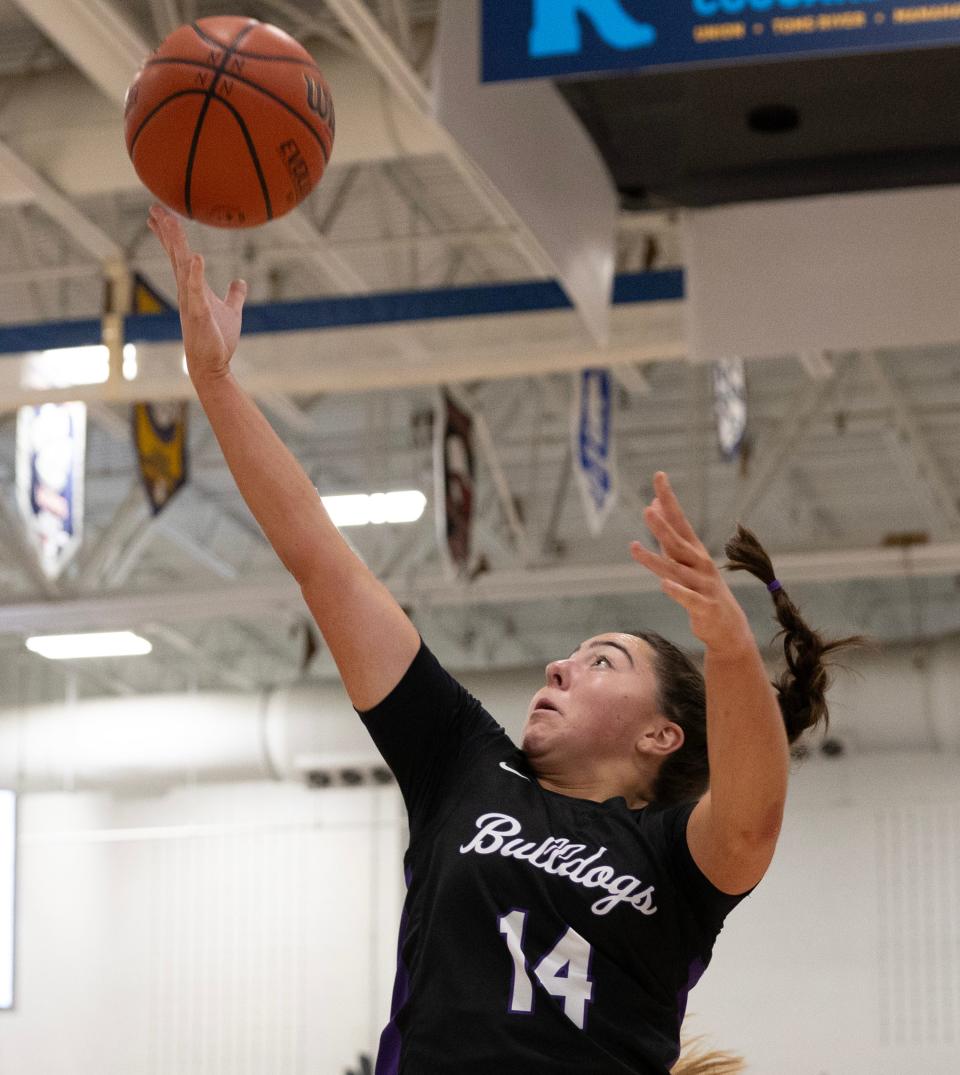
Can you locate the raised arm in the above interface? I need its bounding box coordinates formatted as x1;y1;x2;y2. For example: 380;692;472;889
630;472;789;895
147;205;420;710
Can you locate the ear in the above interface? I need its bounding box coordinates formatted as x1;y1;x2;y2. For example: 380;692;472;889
636;720;684;758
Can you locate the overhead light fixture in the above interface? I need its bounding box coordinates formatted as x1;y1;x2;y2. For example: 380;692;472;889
23;344;109;389
22;343;142;388
25;631;153;660
122;343;138;381
322;491;427;528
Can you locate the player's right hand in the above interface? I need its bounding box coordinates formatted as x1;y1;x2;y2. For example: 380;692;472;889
147;204;247;386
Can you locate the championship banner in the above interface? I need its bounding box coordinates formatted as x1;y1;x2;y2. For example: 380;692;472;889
131;273;188;515
434;390;476;575
0;791;12;1006
0;790;14;1012
572;369;619;536
16;402;87;580
133;402;188;515
132;273;171;316
482;1;960;83
713;357;748;459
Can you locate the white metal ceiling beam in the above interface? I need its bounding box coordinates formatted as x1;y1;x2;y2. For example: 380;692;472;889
0;322;686;413
863;350;960;532
147;0;181;41
0;484;59;598
322;0;554;280
713;358;852;539
145;622;258;692
2;540;960;634
72;482;151;591
9;0;147;105
0;141;122;262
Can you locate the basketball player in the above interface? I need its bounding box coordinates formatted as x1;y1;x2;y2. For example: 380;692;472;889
148;204;857;1074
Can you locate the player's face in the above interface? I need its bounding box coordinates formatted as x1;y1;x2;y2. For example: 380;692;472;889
521;633;664;773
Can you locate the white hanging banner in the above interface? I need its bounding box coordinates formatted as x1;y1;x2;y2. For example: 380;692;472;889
16;402;87;579
712;357;748;460
571;369;619;536
0;789;14;1011
434;0;617;345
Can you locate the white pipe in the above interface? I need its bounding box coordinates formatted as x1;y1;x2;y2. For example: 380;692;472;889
0;639;955;793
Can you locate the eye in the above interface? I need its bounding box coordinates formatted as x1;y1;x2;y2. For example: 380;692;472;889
592;654;611;668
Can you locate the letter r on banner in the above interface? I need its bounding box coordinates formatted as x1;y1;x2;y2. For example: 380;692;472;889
529;0;656;58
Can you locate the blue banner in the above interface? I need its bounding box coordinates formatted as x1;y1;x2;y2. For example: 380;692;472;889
482;1;960;83
572;369;619;536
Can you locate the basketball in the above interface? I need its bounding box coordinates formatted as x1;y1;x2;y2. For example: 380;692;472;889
124;16;335;228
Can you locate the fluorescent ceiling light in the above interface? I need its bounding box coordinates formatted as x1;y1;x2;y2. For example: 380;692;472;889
24;344;109;389
122;343;138;381
22;343;141;388
322;490;427;527
25;631;153;660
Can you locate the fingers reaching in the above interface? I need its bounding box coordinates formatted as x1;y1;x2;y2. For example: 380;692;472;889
651;472;700;545
225;278;248;314
147;204;193;279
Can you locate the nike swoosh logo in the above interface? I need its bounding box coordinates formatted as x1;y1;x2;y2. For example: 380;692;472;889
499;761;531;782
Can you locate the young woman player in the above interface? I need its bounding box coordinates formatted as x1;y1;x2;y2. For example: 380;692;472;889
148;203;857;1075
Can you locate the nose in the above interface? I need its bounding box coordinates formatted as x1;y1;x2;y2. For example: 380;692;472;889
545;658;570;689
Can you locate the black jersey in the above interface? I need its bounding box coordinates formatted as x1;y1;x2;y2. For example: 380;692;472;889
358;641;750;1075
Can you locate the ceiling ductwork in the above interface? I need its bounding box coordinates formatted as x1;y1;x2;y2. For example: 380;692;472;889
0;638;956;794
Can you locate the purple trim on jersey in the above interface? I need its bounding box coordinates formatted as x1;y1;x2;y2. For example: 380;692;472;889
375;865;414;1075
675;955;707;1030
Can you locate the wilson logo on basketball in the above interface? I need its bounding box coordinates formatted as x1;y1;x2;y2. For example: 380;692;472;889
304;75;335;135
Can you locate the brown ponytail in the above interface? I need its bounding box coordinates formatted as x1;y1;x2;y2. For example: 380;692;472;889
638;523;862;807
671;1036;746;1074
723;523;864;744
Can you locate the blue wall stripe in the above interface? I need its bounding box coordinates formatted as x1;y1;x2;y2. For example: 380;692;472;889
0;270;685;355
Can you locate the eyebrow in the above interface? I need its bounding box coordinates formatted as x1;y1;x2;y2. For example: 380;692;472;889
570;639;636;668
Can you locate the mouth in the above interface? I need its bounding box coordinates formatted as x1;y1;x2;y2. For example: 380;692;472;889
531;695;561;716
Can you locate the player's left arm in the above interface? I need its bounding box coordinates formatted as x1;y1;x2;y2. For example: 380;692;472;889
630;472;790;896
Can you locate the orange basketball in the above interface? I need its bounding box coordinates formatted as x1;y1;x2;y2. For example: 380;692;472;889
124;16;334;228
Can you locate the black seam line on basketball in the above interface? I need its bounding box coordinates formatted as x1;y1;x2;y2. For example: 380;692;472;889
189;22;317;65
131;90;274;221
206;93;273;222
144;57;329;162
129;88;209;157
184;22;259;219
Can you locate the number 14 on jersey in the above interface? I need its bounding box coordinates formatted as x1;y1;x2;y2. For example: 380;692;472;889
498;909;594;1030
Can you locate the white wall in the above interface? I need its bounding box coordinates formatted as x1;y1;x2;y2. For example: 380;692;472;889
690;751;960;1074
0;782;405;1075
1;643;958;1074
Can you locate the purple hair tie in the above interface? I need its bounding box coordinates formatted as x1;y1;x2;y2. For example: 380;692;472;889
767;579;783;594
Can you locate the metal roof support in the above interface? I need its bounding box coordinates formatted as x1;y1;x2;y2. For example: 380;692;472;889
147;0;181;40
0;141;122;263
322;0;554;282
9;0;147;104
716;356;853;536
145;623;259;692
2;539;960;634
862;350;960;533
0;483;59;598
72;481;151;592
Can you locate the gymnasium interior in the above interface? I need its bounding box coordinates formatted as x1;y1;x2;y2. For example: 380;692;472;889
1;2;959;1072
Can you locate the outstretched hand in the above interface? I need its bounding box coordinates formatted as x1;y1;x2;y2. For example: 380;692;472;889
147;204;247;385
630;472;755;659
